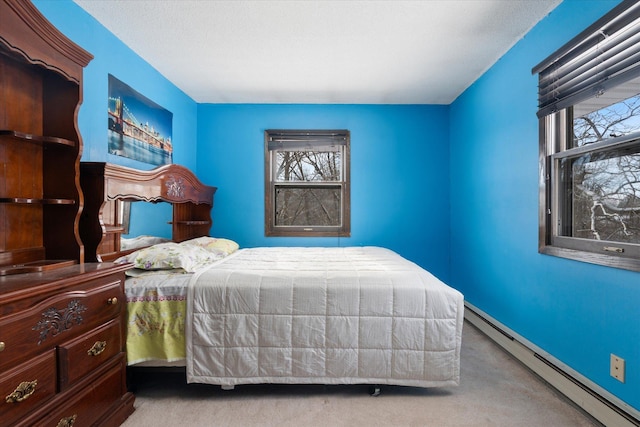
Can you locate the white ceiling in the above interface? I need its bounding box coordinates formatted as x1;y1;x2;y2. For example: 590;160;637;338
73;0;561;105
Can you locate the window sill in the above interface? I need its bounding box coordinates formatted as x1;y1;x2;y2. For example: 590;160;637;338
539;245;640;272
266;230;350;238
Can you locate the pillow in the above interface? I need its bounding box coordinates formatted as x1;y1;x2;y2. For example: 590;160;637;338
115;242;223;272
124;268;189;278
121;235;171;251
180;236;239;255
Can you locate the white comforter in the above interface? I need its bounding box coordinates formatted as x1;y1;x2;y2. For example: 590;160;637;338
186;247;464;388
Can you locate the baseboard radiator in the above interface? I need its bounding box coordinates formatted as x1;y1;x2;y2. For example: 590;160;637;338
464;302;639;427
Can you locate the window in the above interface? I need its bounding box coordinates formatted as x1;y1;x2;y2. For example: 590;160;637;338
264;130;350;237
534;1;640;271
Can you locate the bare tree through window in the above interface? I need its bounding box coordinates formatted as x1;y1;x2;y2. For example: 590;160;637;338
565;91;640;244
265;130;350;237
275;150;342;226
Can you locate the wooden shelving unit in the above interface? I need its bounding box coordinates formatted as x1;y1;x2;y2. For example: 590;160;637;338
0;0;90;270
80;162;217;262
1;1;135;425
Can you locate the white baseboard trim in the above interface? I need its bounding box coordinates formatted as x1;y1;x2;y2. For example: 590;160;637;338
464;302;639;427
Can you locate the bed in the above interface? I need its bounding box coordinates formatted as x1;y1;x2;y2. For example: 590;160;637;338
80;162;464;390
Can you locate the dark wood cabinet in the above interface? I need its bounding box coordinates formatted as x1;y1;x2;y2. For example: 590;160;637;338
1;1;134;425
0;263;134;426
1;0;91;273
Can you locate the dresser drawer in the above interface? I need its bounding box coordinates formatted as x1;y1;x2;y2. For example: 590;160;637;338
58;319;122;390
0;350;57;427
0;276;124;372
34;356;126;427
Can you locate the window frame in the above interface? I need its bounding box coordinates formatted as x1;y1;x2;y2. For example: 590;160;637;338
539;108;640;272
535;0;640;271
264;129;351;237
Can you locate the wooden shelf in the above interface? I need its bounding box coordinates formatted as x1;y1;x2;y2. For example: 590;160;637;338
105;225;126;234
0;129;77;148
169;220;211;226
0;197;76;205
0;259;77;276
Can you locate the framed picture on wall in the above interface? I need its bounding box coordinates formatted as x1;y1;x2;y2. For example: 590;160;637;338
107;74;173;165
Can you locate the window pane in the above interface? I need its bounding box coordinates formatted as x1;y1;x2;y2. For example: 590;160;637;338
559;145;640;243
573;80;640;147
275;151;342;182
275;186;341;226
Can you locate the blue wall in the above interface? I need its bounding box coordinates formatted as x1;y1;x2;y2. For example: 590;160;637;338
450;0;638;411
197;104;451;280
33;0;198;172
32;0;638;413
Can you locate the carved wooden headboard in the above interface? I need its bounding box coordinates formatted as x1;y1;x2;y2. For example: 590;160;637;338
79;162;217;262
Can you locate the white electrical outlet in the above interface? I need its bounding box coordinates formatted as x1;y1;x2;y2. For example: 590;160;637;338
610;354;625;383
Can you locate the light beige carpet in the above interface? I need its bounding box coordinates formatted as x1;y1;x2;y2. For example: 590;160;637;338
122;321;602;426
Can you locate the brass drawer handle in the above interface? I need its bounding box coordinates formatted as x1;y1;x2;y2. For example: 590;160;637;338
87;340;107;356
0;341;5;352
107;297;118;305
57;414;77;427
5;380;37;403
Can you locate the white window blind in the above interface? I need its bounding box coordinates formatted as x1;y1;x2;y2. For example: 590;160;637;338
533;0;640;118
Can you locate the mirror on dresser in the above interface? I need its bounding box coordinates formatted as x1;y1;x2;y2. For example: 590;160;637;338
118;200;173;251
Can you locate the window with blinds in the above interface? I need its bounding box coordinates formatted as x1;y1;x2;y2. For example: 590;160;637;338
534;0;640;271
264;130;350;237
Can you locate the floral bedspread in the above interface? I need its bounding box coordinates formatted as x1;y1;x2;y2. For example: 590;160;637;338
124;269;192;365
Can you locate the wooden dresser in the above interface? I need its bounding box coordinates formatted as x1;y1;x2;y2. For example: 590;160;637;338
1;0;135;425
0;263;134;426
